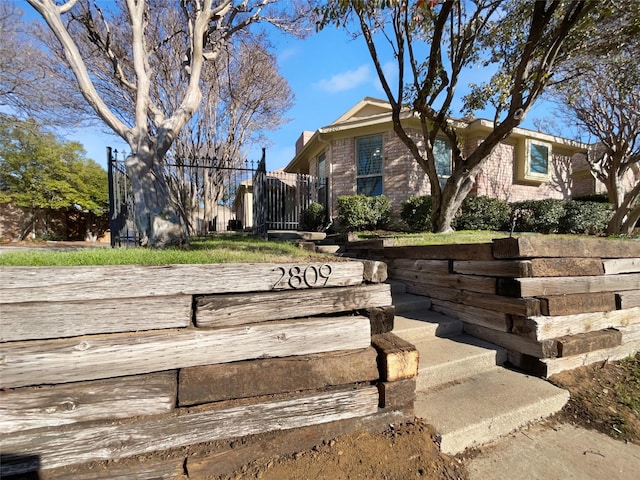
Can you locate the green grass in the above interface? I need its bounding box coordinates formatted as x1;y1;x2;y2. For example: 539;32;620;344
0;236;326;266
356;230;511;245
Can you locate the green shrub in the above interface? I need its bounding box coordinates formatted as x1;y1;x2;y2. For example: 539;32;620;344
401;195;433;231
454;196;511;231
510;199;567;234
559;200;612;235
572;193;610;203
300;202;326;231
337;195;391;231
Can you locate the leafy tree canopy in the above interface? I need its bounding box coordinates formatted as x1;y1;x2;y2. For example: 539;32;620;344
0;117;108;216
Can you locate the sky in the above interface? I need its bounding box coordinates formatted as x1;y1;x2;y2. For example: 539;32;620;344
25;3;562;172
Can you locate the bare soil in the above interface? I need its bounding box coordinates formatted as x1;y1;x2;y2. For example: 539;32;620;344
218;419;467;480
222;354;640;480
549;352;640;445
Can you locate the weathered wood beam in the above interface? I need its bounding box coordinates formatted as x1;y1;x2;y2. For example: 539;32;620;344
390;270;496;295
365;305;395;335
0;386;379;475
360;259;388;283
0;262;365;304
452;260;532;277
38;457;185;480
498;273;640;297
539;292;617;316
195;284;391;328
617;290;640;309
0;372;176;434
603;258;640;275
377;243;495;261
403;282;540;317
540;340;640;377
555;329;622;357
371;333;419;381
178;348;379;406
0;316;372;389
463;323;558;359
493;236;640;259
431;299;511;332
391;258;450;275
511;307;640;341
377;378;416;409
0;296;191;342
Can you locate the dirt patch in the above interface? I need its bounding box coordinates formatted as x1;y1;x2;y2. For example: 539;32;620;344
550;352;640;444
218;419;467;480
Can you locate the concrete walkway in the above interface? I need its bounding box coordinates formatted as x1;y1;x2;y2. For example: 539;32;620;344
465;422;640;480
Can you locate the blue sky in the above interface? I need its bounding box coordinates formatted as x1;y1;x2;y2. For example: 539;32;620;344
46;9;560;171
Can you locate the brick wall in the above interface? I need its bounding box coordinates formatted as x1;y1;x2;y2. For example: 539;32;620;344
326;128;582;220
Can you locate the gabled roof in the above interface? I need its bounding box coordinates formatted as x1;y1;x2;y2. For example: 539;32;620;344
285;97;588;174
332;97;393;124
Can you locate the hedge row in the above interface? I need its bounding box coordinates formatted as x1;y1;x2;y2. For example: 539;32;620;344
332;194;613;234
400;195;612;235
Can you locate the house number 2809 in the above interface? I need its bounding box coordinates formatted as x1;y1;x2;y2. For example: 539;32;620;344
272;265;332;290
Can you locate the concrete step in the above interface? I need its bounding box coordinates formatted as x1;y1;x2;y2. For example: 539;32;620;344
415;367;569;455
392;292;432;314
385;279;407;295
315;245;342;254
413;335;507;390
393;309;463;342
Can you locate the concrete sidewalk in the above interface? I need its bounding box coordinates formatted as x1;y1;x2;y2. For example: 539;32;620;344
464;422;640;480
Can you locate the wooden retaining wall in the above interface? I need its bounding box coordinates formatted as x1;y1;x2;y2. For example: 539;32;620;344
347;236;640;378
0;260;417;479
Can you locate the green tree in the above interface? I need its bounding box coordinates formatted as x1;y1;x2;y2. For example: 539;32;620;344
551;16;640;236
317;1;595;232
0;117;108;239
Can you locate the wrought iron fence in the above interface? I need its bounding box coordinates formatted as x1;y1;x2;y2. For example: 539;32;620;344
108;148;328;246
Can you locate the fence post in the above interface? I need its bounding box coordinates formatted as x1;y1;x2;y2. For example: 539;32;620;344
107;147;117;248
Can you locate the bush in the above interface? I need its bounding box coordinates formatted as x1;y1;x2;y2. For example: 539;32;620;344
510;199;567;234
300;202;326;231
559;200;612;235
572;193;610;203
337;195;391;231
401;195;433;231
454;196;511;231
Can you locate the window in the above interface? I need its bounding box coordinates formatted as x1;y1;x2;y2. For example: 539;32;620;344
432;137;453;189
356;135;383;196
517;139;551;183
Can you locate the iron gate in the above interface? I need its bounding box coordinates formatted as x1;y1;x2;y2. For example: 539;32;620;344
108;148;328;246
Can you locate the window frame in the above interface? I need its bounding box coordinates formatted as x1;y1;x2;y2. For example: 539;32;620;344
433;136;452;189
355;134;384;197
518;138;552;183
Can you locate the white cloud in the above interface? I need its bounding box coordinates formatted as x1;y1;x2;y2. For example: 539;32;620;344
373;60;399;94
314;65;372;93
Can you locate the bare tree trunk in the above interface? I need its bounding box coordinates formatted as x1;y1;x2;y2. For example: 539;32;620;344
126;150;185;248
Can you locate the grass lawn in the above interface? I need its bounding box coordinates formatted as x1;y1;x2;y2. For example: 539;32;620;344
0;236;331;266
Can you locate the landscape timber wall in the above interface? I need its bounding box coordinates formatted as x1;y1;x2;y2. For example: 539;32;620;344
347;236;640;378
0;260;417;479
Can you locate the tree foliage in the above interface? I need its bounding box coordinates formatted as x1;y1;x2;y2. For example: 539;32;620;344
552;38;640;235
0;117;108;238
317;0;596;232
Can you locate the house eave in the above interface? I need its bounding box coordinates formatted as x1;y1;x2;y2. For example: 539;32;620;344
464;118;588;152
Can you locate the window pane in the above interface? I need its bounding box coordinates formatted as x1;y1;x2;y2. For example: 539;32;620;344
356;136;383;176
317;152;326;178
434;137;452;176
530;143;549;175
357;177;383;196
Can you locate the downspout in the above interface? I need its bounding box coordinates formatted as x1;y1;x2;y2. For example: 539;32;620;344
317;132;333;227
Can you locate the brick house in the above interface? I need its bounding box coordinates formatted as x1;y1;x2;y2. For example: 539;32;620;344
284;97;590;221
